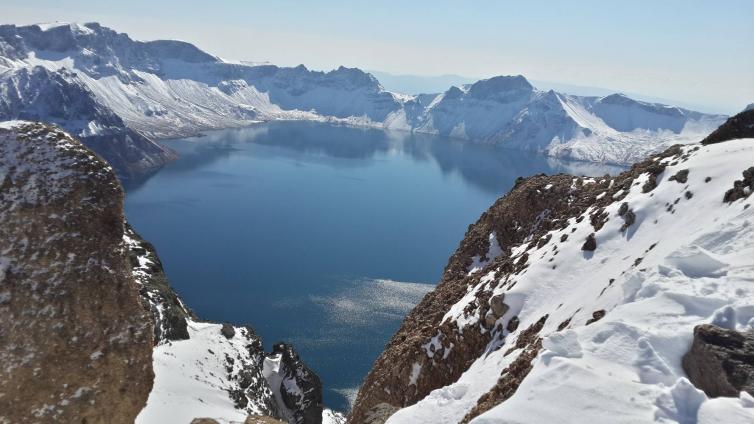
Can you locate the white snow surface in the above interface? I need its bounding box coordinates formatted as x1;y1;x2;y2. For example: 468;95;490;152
0;23;727;166
137;320;263;424
387;139;754;424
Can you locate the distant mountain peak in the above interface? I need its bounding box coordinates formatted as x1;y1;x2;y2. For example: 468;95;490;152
599;92;635;105
467;75;533;100
443;85;466;99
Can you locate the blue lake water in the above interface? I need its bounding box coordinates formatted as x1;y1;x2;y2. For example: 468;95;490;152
124;121;621;411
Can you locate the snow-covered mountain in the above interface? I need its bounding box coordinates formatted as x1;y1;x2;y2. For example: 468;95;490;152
389;77;726;164
0;22;402;180
0;22;726;180
351;112;754;423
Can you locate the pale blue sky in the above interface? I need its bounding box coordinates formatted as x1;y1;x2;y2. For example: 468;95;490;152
3;0;753;113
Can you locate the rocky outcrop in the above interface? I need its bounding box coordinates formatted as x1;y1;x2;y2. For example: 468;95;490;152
701;107;754;145
682;324;754;397
124;223;196;343
263;343;324;424
127;200;322;423
723;167;754;203
0;122;154;422
350;143;692;423
460;316;547;423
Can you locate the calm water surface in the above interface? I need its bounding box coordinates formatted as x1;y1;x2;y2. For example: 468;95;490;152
124;121;621;411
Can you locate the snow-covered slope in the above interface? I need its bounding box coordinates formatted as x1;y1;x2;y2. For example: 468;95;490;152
352;133;754;423
0;23;726;180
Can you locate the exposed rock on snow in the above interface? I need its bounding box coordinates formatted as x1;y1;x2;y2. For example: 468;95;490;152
262;343;324;424
137;320;281;424
352;133;754;423
124;223;196;343
682;324;754;398
126;191;327;424
0;121;154;423
0;23;726;180
702;107;754;145
581;233;598;251
723;167;754;203
399;79;725;166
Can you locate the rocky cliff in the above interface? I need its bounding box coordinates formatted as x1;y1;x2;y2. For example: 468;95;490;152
0;121;331;424
351;111;754;423
0;121;154;423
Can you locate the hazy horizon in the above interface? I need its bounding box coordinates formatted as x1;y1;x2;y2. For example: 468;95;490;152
3;0;752;114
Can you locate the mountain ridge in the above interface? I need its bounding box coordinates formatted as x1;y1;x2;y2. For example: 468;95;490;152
0;22;727;180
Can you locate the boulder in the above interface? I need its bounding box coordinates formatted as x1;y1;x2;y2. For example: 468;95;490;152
507;316;520;333
221;323;236;339
489;294;509;317
669;169;689;184
582;233;598;251
723;167;754;203
0;123;153;423
585;310;606;325
682;324;754;397
620;210;636;232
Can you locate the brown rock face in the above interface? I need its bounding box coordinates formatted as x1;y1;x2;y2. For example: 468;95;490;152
701;108;754;145
0;123;154;423
682;324;754;397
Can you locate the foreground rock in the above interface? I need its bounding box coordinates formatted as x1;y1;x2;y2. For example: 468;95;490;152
683;324;754;397
0;122;154;422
